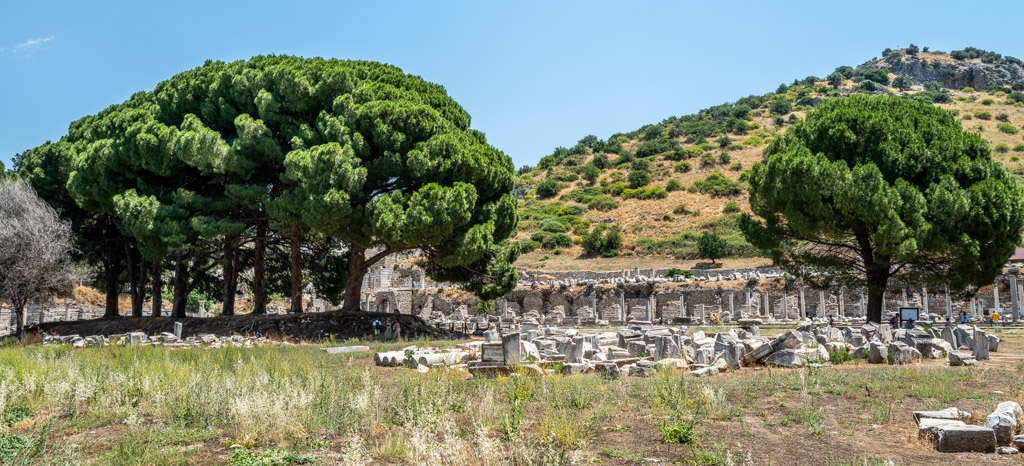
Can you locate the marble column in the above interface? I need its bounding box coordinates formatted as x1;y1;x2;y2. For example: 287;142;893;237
1010;276;1019;324
993;282;1001;314
799;288;806;319
819;290;826;318
727;293;734;316
945;286;953;319
839;291;845;318
763;292;770;318
700;304;706;325
922;287;929;316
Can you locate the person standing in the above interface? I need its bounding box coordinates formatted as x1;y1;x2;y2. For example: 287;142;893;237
373;317;383;339
394;320;402;340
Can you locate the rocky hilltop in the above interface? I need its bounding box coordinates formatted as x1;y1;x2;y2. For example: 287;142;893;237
856;48;1024;91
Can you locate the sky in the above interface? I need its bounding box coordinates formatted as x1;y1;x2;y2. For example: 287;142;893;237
3;0;1023;170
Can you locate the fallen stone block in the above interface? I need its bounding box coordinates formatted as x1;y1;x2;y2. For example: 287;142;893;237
930;424;996;453
985;401;1024;446
595;362;621;379
913;407;972;423
998;446;1019;455
988;334;1000;352
764;349;804;368
689;366;718;377
947;351;978;367
771;330;803;352
1013;434;1024;449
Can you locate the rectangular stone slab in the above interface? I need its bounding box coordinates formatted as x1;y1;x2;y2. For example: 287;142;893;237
932;424;996;453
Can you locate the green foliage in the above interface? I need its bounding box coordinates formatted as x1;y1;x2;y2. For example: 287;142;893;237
2;405;31;426
674;161;692;173
474;299;494;315
535;179;562;198
770;98;792;115
666;179;684;192
582;224;622;257
540;219;568;233
541;233;572;249
997;122;1018;134
1009;92;1024;103
981;98;995;105
587;195;619;211
627;170;651;189
0;434;32;463
692;172;743;196
861;69;890;86
636;138;682;159
975;111;992;120
592;152;611;169
229;448;313;465
700;154;717;167
719;152;731;165
622;186;669;200
664;268;694;279
580;164;601;184
741;95;1024;323
659;420;694;444
828;348;854;365
995;143;1010;153
892;76;912;90
696;231;727;264
722;201;740;213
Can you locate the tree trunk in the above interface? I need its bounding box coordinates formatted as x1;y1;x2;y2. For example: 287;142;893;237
222;236;238;316
252;221;268;315
14;303;25;340
341;245;368;312
152;261;163;317
103;246;123;318
171;253;188;318
865;266;890;324
125;243;147;318
290;225;303;313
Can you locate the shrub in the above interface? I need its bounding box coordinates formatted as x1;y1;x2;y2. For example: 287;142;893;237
519;239;540;253
997;113;1011;122
716;135;731;148
693;172;743;196
729;162;743;171
995;143;1010;153
664;268;695;279
722;201;740;213
535;179;561;198
580;164;601;184
718;152;731;164
861;69;890;85
1013;144;1024;152
666;179;684;192
700;154;717;168
608;181;628;196
628;170;650;189
540;219;568;233
673;203;689;215
582;224;622;257
591;152;610;169
659;420;694;444
962;114;973;120
587;195;619;211
981;98;995;106
640;186;669;200
1009;92;1024;103
997;122;1018;134
1012;155;1020;162
674;161;692;173
770;98;792;115
975;111;992;120
542;232;572;249
962;86;975;93
828;348;853;365
636;138;681;158
892;76;912;90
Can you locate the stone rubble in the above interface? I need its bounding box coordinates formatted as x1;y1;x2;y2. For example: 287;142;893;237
42;331;296;349
376;319;994;376
916;402;1023;454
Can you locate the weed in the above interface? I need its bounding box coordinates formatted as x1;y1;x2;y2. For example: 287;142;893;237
228;448;314;465
659;420;694;444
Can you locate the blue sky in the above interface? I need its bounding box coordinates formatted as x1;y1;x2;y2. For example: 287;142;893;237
3;1;1023;170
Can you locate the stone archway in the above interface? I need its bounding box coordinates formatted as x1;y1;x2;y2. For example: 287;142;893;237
376;297;394;313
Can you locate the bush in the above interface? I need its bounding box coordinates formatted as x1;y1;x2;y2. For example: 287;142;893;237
542;232;572;249
718;152;731;164
975;111;992;120
770;98;792;115
666;179;684;191
997;113;1011;122
981;98;995;106
693;172;744;196
861;69;890;86
587;195;619;211
995;143;1010;153
1014;144;1024;152
582;225;622;257
608;181;628;196
700;154;717;167
535;179;562;198
580;164;600;184
722;201;741;213
519;239;540;253
729;162;743;171
892;76;912;90
636;138;681;158
591;152;610;169
1009;92;1024;104
628;170;651;189
540;218;568;233
962;86;975;93
997;122;1018;134
659;420;694;444
673;203;690;215
664;268;695;279
828;348;853;365
716;135;731;148
674;161;692;173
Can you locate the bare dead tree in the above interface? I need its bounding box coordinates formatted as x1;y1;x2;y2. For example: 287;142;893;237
0;178;79;338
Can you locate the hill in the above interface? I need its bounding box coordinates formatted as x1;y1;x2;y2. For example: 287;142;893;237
513;45;1024;271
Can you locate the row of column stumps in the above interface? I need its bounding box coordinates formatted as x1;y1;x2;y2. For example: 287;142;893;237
486;282;1024;324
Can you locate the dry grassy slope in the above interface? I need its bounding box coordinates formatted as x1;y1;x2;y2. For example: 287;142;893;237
514;54;1024;271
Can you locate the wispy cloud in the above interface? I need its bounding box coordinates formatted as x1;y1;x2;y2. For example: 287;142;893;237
1;35;56;57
